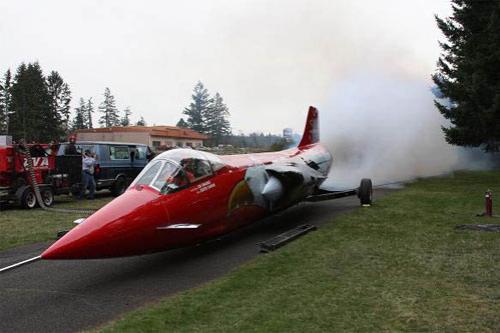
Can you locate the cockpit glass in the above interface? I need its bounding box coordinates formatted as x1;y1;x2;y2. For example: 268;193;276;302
132;149;223;193
153;162;189;193
157;149;215;182
132;160;189;194
152;162;178;189
158;149;207;164
134;161;162;186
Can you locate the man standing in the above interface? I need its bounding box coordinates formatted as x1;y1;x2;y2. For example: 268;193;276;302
80;150;96;200
65;135;79;155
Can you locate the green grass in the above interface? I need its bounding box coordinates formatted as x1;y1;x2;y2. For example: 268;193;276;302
0;195;112;251
99;170;500;332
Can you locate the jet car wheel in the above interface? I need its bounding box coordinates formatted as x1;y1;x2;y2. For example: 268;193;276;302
22;188;37;209
358;178;373;205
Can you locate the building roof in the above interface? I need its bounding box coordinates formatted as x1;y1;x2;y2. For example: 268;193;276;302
75;125;209;140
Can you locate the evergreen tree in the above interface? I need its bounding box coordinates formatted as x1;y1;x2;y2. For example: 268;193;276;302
98;87;119;127
176;118;188;128
9;62;57;142
86;98;94;129
47;71;72;133
183;81;211;133
72;98;87;130
120;107;132;126
0;79;4;134
0;70;10;134
433;1;500;152
1;70;12;134
205;92;231;145
136;116;146;126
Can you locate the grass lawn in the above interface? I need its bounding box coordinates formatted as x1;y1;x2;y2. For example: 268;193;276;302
0;194;112;252
99;170;500;332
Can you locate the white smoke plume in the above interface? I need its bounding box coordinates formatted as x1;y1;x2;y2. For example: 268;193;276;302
320;70;493;189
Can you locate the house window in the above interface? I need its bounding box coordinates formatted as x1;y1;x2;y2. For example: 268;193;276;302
152;141;161;148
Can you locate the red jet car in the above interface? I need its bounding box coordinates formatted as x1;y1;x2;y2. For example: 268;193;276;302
40;106;372;260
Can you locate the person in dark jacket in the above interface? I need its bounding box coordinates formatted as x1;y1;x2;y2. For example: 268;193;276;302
65;135;79;155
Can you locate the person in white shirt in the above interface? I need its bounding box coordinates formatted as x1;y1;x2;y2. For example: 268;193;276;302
80;150;96;200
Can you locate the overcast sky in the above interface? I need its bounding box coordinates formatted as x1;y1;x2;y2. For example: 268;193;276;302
0;0;452;134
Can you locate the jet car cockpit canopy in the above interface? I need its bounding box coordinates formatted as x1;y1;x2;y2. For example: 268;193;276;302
131;149;225;194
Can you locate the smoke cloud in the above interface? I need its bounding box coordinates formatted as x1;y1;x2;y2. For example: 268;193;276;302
320;70;493;189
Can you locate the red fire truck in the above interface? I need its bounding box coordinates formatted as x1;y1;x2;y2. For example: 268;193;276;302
0;141;81;209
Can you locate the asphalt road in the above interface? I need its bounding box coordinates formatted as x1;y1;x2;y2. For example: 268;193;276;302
0;189;391;333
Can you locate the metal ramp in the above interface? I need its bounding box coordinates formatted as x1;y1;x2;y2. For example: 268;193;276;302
259;224;317;252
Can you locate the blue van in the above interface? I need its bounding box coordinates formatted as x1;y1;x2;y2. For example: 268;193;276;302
57;141;153;196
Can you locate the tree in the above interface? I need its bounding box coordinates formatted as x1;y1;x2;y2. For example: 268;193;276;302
47;71;72;133
2;70;12;134
72;98;87;130
0;69;11;134
433;1;500;152
98;87;120;127
176;118;188;128
205;92;231;145
183;81;211;133
136;116;146;126
8;62;58;142
86;98;94;129
120;107;132;126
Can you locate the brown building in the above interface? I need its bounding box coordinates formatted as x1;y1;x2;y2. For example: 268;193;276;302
75;126;208;150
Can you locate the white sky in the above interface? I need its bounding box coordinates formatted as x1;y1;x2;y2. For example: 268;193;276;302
0;0;452;134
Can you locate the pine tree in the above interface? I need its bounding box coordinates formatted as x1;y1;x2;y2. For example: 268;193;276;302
0;70;12;134
205;92;231;145
98;87;119;127
120;107;132;126
72;98;87;130
0;71;8;134
183;81;211;133
136;116;146;126
176;118;189;128
47;71;72;133
433;1;500;152
86;98;94;129
9;62;57;142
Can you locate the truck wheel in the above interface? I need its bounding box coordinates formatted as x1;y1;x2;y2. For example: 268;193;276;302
22;188;37;209
358;178;373;205
111;177;127;197
41;188;54;207
70;184;81;197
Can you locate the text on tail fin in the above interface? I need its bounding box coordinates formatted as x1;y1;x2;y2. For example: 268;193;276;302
298;106;319;147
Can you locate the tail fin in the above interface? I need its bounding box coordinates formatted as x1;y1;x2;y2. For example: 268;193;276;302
298;106;319;147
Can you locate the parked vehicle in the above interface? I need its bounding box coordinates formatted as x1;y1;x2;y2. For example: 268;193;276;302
57;141;153;196
0;142;81;209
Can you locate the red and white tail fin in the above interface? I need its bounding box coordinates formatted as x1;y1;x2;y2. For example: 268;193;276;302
298;106;319;147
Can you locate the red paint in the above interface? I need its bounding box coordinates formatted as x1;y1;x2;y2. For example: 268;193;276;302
42;106;333;259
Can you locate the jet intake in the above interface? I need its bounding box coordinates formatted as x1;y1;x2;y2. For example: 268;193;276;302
261;175;283;203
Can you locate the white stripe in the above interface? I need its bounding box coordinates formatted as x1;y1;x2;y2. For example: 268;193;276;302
157;224;201;229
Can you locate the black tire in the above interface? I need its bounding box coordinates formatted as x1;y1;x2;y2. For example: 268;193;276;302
70;184;81;197
111;176;127;197
21;187;37;209
358;178;373;205
41;187;54;207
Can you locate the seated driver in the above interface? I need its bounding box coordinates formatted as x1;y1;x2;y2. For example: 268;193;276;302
168;171;188;187
181;159;196;182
